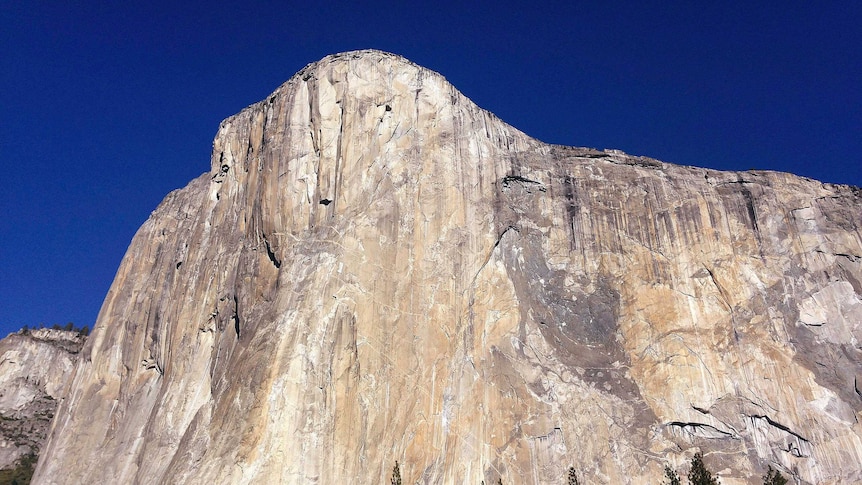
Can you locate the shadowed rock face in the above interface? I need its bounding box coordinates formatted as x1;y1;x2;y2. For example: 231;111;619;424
34;50;862;484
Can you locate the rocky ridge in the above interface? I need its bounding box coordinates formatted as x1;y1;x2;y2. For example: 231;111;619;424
0;329;84;471
34;50;862;484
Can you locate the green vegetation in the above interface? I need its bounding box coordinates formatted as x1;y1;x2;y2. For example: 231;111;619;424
0;453;37;485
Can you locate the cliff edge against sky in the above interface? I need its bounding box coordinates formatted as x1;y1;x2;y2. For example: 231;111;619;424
34;50;862;484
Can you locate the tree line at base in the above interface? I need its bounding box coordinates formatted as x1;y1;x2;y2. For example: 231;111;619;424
390;452;789;484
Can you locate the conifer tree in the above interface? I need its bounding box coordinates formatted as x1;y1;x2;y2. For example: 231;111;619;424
567;466;579;485
390;461;402;485
688;452;719;485
762;466;788;485
664;465;681;485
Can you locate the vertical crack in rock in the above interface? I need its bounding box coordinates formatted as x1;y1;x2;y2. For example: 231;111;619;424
232;294;241;339
468;225;518;295
262;235;281;269
332;104;345;211
739;179;760;234
703;266;732;311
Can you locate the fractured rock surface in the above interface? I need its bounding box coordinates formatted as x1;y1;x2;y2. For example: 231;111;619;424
0;329;84;470
34;50;862;484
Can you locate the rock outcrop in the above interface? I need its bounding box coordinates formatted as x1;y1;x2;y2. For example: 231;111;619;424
34;50;862;484
0;329;84;470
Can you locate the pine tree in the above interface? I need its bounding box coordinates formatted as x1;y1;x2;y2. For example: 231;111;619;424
762;466;788;485
567;466;579;485
688;452;719;485
390;461;402;485
664;465;681;485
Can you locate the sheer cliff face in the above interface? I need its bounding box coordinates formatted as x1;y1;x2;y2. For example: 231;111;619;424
35;51;862;484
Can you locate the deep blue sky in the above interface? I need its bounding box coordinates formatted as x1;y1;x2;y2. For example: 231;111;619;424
2;1;860;337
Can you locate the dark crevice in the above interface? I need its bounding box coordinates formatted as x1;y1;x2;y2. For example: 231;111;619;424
732;176;766;257
740;184;760;233
692;405;710;415
578;153;610;159
319;198;332;206
813;249;862;262
468;225;519;293
562;176;579;246
502;175;541;186
501;175;547;192
494;225;519;249
263;237;282;268
703;266;731;309
329;104;344;210
211;154;224;179
142;359;163;376
667;421;736;439
747;414;810;443
232;294;241;339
